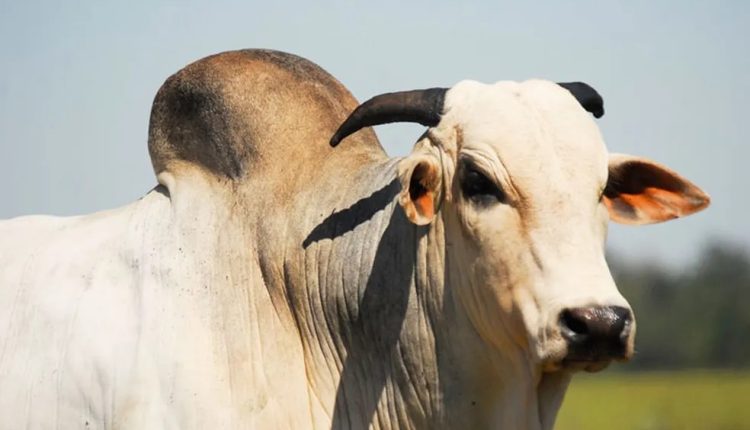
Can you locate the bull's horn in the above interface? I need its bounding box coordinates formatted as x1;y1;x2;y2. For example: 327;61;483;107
557;82;605;118
330;88;447;147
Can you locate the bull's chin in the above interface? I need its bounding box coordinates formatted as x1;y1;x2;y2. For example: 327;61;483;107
542;356;628;373
557;353;632;373
538;343;633;373
560;359;612;373
542;348;633;373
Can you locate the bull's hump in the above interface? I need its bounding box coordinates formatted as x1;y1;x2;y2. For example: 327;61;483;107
148;49;383;181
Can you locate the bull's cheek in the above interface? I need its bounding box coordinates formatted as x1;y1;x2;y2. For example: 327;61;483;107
453;274;517;352
478;256;531;349
470;282;530;353
512;287;549;361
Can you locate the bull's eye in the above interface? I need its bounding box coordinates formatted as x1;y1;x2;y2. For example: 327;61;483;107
461;165;505;205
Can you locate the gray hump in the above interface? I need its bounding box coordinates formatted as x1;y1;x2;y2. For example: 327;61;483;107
147;49;383;180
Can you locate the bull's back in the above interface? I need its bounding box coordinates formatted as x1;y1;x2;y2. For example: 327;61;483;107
0;196;160;428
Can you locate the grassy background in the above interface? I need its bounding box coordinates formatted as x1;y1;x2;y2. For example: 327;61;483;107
555;370;750;430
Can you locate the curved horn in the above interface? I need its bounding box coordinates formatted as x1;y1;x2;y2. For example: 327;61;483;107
558;82;605;118
330;88;447;147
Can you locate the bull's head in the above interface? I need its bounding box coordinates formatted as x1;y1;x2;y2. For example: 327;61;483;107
330;81;709;373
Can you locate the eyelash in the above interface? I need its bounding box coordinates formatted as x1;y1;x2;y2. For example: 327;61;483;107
460;164;506;206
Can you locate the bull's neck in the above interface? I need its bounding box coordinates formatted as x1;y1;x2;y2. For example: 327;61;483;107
285;159;549;429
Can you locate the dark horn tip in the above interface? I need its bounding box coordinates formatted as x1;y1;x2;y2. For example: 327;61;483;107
557;81;605;119
330;124;352;147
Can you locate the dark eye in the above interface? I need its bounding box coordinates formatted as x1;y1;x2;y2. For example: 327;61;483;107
461;165;505;205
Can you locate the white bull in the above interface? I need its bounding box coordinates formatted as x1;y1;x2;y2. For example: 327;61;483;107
0;49;709;429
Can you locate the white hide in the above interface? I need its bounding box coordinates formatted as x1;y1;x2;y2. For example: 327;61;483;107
0;73;708;429
436;80;631;366
0;177;311;429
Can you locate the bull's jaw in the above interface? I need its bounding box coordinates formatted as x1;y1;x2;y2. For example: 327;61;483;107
537;371;572;430
439;328;573;430
439;306;576;427
470;365;571;430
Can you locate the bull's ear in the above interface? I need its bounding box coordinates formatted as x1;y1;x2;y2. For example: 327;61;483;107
397;148;443;225
604;154;710;225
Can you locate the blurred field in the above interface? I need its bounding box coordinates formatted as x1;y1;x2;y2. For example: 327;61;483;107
555;370;750;430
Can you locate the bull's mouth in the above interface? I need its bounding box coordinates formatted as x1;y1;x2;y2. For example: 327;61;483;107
559;350;632;373
544;357;615;373
538;324;635;374
541;346;632;373
560;358;614;373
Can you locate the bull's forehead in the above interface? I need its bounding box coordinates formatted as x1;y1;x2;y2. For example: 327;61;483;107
443;80;609;205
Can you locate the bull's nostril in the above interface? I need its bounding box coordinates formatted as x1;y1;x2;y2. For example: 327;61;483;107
561;309;589;337
613;306;632;337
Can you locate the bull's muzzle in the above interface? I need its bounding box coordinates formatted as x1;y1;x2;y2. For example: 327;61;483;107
559;306;633;368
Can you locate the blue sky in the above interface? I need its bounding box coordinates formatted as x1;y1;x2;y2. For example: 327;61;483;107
0;1;747;265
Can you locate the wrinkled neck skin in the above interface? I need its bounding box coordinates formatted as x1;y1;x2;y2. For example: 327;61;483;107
273;160;571;430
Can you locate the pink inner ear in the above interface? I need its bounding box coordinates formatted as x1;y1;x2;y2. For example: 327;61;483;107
605;189;681;224
605;158;710;225
407;161;439;222
414;191;435;219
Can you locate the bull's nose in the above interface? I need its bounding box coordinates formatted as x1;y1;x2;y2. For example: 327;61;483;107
559;306;632;362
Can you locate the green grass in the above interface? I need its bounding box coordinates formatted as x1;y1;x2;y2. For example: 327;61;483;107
555;370;750;430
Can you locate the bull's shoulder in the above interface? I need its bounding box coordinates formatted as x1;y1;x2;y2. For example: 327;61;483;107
0;214;73;263
148;49;384;183
0;195;174;429
0;188;169;277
